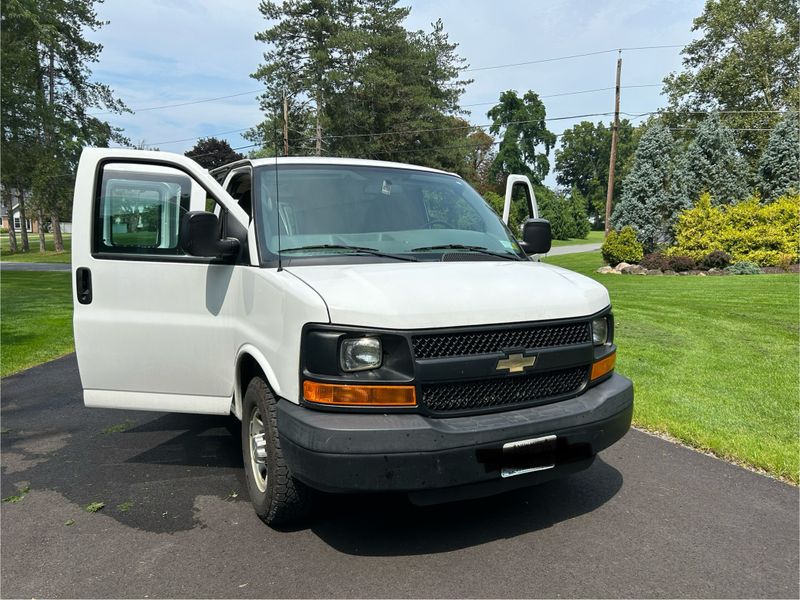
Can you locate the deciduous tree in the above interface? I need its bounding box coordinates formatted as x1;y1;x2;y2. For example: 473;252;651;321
185;138;245;170
554;119;638;228
487;90;556;185
662;0;800;162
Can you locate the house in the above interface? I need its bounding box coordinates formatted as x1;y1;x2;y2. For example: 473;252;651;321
0;202;38;233
0;190;71;234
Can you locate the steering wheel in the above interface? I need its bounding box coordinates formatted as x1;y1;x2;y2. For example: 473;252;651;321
427;219;451;229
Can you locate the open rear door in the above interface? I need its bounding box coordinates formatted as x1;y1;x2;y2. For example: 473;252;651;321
71;149;250;414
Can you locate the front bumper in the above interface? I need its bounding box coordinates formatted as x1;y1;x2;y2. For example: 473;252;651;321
277;373;633;501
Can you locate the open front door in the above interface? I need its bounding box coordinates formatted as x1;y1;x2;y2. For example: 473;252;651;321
71;149;251;414
502;174;539;226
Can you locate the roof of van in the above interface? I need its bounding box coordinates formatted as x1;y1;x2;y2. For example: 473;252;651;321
245;156;459;177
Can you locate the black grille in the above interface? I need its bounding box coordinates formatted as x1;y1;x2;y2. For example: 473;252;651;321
412;322;590;359
421;366;589;413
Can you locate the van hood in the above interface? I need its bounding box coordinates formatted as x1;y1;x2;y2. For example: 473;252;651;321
287;260;609;329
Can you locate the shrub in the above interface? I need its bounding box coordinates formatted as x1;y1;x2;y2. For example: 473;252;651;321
700;250;732;269
602;227;644;265
668;255;697;272
640;252;671;271
0;227;7;234
725;261;763;275
539;194;577;240
670;194;800;266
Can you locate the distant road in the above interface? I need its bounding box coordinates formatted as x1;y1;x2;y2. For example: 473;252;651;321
1;262;70;272
546;242;602;256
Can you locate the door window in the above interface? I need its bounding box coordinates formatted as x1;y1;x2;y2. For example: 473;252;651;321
94;163;197;256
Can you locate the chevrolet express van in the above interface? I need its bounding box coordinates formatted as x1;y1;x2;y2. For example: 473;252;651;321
71;149;633;526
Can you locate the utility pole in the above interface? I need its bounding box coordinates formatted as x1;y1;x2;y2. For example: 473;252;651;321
314;93;322;157
604;50;622;238
282;92;289;157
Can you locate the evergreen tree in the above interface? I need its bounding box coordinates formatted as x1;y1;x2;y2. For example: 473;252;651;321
612;122;684;251
568;188;590;239
248;1;471;167
757;111;800;202
675;113;749;205
487;90;556;185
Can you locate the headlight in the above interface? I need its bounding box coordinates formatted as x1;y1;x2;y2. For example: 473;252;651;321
340;337;382;372
592;317;609;345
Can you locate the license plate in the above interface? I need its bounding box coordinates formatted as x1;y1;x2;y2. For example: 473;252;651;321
500;434;557;478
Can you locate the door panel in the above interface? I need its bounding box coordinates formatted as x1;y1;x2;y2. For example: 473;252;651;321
72;149;250;414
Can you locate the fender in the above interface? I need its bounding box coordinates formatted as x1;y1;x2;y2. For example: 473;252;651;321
233;344;283;420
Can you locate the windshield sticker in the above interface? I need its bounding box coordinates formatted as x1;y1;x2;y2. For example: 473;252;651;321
381;180;392;195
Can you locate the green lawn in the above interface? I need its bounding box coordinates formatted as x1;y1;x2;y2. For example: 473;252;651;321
1;233;72;263
546;251;800;483
0;272;74;377
550;230;604;248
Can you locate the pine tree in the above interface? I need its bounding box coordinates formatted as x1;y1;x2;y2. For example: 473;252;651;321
675;113;749;205
611;122;684;251
248;1;471;166
757;111;800;202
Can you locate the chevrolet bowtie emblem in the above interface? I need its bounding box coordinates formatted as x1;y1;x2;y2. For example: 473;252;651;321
496;353;537;373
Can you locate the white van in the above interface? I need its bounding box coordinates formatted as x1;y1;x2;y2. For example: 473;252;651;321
71;149;633;526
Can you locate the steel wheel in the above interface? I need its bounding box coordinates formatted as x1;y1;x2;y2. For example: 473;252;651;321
248;407;268;493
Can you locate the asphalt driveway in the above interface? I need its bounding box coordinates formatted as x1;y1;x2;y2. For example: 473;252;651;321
1;355;797;598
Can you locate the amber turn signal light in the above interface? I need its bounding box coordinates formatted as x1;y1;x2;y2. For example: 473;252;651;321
590;351;616;381
303;381;417;407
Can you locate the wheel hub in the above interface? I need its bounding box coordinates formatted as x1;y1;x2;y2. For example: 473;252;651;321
248;408;268;493
252;433;267;462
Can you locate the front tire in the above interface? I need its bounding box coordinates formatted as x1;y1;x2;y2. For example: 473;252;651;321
241;376;312;527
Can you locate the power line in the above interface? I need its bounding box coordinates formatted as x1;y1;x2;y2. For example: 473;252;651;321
461;84;663;108
92;46;684;118
140;107;795;150
464;44;685;72
89;89;263;116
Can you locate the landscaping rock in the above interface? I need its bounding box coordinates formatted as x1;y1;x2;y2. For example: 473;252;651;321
615;262;631;271
596;266;615;274
663;270;676;275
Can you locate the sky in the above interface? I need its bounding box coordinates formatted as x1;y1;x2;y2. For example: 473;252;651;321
90;0;706;186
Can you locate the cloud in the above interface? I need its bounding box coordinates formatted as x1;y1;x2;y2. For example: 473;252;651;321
89;0;703;173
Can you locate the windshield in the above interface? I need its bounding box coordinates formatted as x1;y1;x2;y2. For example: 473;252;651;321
253;164;524;264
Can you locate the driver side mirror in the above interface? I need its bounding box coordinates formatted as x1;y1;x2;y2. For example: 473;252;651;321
519;218;552;255
179;211;240;258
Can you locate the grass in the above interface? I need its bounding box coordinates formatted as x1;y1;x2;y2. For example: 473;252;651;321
84;501;105;513
550;230;604;248
101;421;134;435
0;271;74;377
2;485;31;503
1;233;72;263
545;251;800;483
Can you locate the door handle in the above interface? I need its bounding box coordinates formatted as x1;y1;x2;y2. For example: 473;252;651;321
76;267;92;305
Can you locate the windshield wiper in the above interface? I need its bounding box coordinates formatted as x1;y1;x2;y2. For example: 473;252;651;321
279;244;419;262
410;244;523;261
